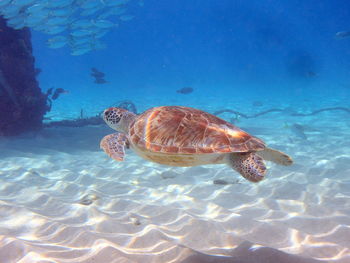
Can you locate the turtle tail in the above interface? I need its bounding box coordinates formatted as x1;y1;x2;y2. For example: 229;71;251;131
228;152;267;182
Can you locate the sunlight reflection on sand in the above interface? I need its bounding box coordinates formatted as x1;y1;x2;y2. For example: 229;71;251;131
0;101;349;262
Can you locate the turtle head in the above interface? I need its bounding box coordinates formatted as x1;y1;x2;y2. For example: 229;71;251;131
102;107;136;133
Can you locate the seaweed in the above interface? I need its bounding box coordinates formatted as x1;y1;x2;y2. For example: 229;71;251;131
46;103;350;129
213;107;350;119
114;100;138;114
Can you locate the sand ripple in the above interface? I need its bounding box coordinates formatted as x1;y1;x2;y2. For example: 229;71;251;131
0;122;349;262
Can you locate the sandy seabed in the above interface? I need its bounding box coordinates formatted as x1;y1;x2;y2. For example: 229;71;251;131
0;104;349;263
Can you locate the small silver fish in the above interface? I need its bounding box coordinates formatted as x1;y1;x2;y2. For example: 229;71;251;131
103;0;129;7
25;4;46;15
70;43;93;55
12;0;37;6
7;15;26;29
1;4;22;19
94;29;109;39
47;36;68;49
335;31;350;39
0;0;12;8
80;0;103;9
46;0;74;8
50;8;75;17
98;7;126;19
70;19;92;29
290;123;307;140
26;14;48;27
71;48;92;56
70;36;92;45
46;16;71;26
70;29;92;37
93;19;115;29
80;7;100;16
45;26;67;35
119;14;134;21
32;23;47;31
0;0;135;55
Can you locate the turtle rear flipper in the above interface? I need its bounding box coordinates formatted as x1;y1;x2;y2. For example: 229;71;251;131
100;133;129;161
257;147;293;166
229;152;267;182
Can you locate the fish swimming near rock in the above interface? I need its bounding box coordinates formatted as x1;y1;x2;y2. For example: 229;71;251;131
46;87;53;97
44;87;68;112
176;87;194;94
91;68;107;84
91;67;105;78
52;88;69;100
94;78;108;84
335;31;350;39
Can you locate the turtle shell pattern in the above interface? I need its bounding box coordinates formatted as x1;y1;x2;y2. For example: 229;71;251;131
129;106;265;154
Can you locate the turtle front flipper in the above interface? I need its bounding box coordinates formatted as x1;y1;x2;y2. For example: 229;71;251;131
229;152;267;182
257;147;293;166
100;133;129;161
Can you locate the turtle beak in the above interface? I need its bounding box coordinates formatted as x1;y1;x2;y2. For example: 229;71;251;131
101;109;107;119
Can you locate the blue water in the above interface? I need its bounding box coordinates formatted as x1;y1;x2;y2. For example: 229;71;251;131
32;0;350;114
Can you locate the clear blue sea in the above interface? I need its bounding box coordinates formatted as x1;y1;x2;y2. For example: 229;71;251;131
32;0;350;118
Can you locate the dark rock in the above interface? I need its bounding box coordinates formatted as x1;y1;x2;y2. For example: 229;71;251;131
0;17;49;136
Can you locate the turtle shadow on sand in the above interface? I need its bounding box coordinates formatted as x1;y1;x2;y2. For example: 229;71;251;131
180;241;326;263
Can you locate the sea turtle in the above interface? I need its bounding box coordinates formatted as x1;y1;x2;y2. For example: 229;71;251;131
100;106;293;182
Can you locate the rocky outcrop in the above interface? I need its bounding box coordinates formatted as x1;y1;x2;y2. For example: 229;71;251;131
0;17;48;136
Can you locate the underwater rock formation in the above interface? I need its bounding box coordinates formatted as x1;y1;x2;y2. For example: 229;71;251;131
0;17;48;136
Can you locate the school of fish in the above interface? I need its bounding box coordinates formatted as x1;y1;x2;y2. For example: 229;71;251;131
0;0;139;55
